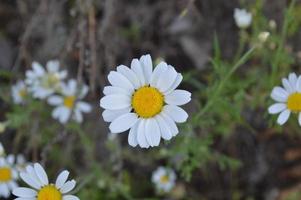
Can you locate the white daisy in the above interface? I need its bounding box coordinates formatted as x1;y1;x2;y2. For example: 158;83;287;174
268;73;301;125
234;8;252;29
0;155;19;198
100;54;191;148
13;163;79;200
152;166;176;193
25;60;67;99
11;80;28;104
48;79;92;124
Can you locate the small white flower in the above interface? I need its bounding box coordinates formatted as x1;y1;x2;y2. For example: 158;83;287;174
268;73;301;126
25;60;67;99
13;163;79;200
48;79;92;124
100;54;191;148
234;8;252;28
15;154;28;172
152;166;176;193
0;155;19;198
258;31;270;43
11;80;27;104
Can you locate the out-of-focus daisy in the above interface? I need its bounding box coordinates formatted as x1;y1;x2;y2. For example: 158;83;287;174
234;8;252;28
268;73;301;125
25;60;67;99
15;154;28;172
152;166;176;193
100;54;191;148
13;163;79;200
48;79;92;124
11;80;27;104
0;155;19;198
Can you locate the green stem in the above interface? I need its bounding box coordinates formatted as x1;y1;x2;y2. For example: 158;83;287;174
194;46;256;122
270;0;296;86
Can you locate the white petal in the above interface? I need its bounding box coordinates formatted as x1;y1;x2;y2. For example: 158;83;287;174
58;108;71;124
0;184;9;197
155;115;172;140
282;78;293;94
109;113;138;133
20;172;41;190
102;108;131;122
137;120;150;148
32;62;45;76
131;59;145;86
25;165;43;187
150;62;168;87
163;105;188;123
289;73;297;88
165;90;191;106
48;95;63;106
13;187;37;197
128;121;139;147
117;65;140;89
296;76;301;92
7;154;15;164
268;103;287;114
145;118;161;147
160;113;179;136
63;195;80;200
34;163;49;186
271;87;289;102
78;85;89;99
73;109;83;123
76;102;91;113
157;66;178;93
108;71;134;92
140;54;153;84
100;95;131;110
56;171;70;189
67;80;77;95
103;86;130;96
60;180;76;194
46;60;59;72
277;109;291;125
164;73;183;94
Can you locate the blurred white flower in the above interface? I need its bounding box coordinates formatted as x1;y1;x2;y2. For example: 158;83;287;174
25;60;67;99
48;79;92;124
152;166;176;193
258;31;270;43
268;73;301;125
13;163;79;200
100;54;191;148
11;80;27;104
234;8;252;28
0;155;19;198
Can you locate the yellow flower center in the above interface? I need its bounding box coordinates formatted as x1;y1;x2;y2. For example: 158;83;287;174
0;167;12;182
132;86;164;118
287;93;301;112
37;185;62;200
18;89;27;98
160;175;169;184
64;96;76;109
42;73;60;89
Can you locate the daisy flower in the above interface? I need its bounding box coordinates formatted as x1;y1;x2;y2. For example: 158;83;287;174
100;54;191;148
234;8;252;29
152;166;176;193
11;80;27;104
25;60;67;99
13;163;79;200
0;155;19;198
268;73;301;125
48;79;92;124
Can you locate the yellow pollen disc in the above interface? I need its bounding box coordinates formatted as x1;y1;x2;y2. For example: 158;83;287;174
64;96;76;109
37;185;62;200
132;86;164;118
18;89;27;98
0;167;12;182
287;93;301;112
160;175;169;184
